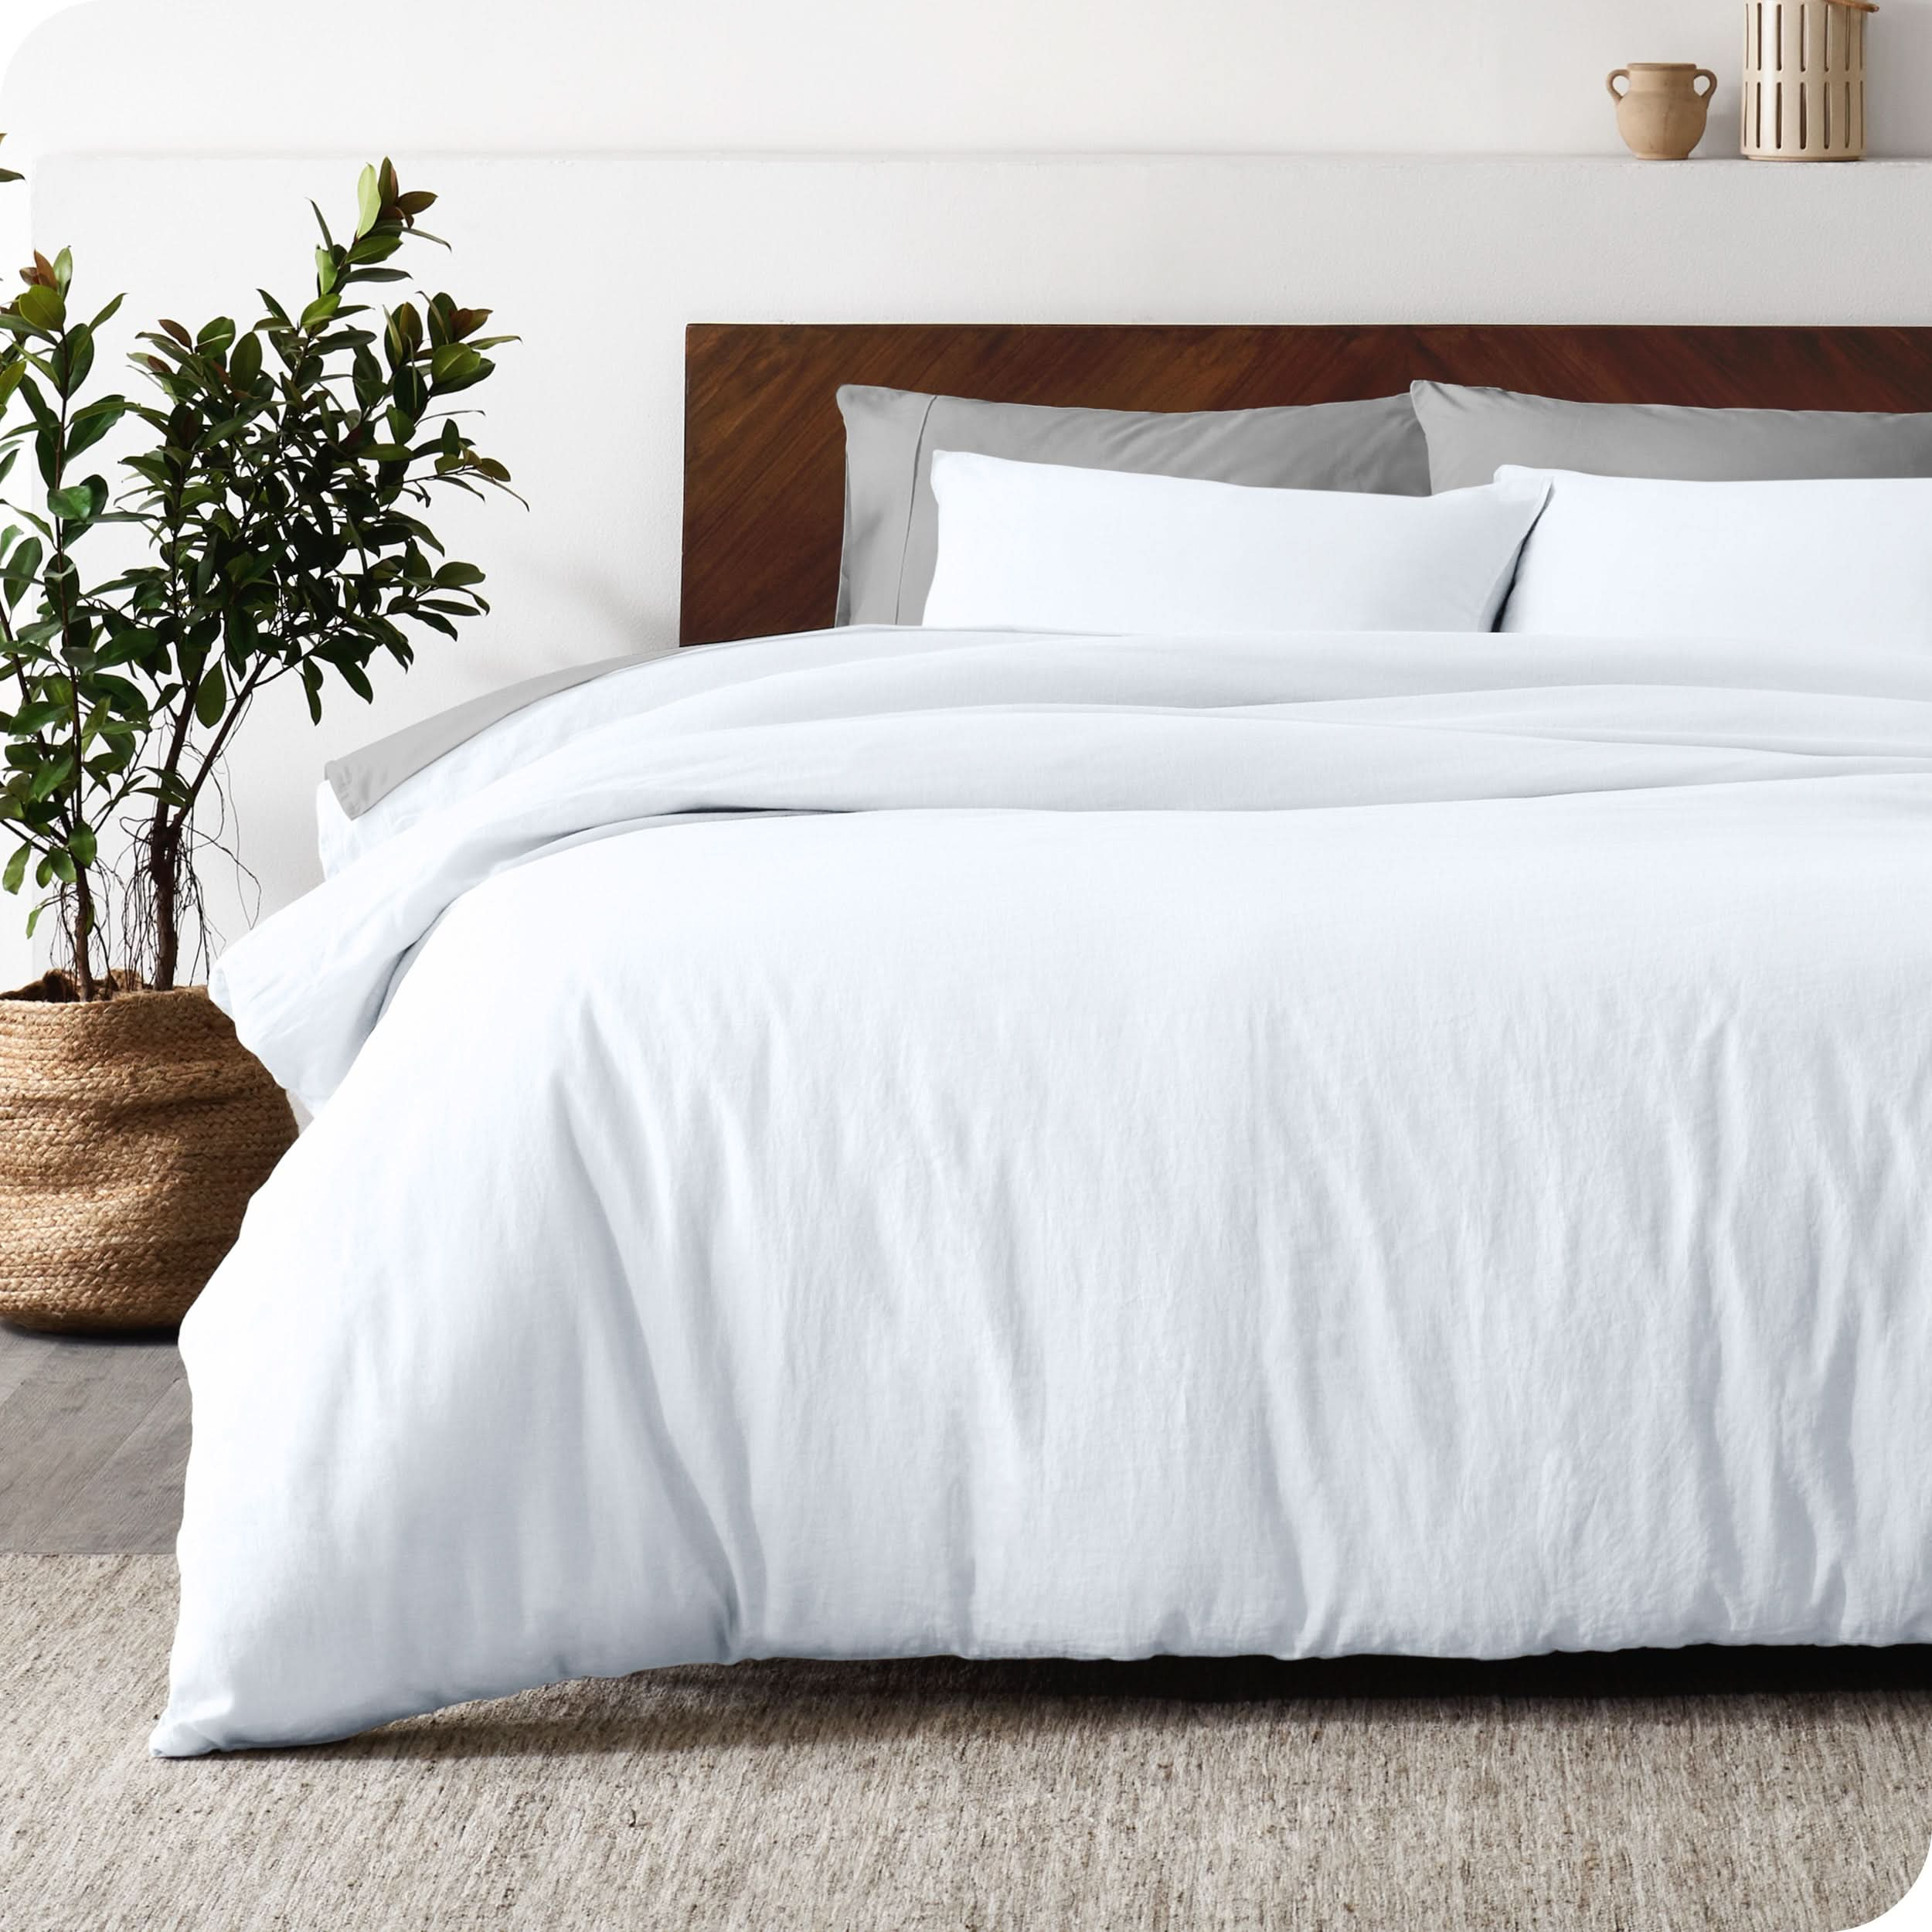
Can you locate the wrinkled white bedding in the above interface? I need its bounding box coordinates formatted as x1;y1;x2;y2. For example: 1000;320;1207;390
157;627;1932;1754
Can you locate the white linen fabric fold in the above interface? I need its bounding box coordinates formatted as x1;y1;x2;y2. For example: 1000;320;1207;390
158;627;1932;1755
316;625;947;875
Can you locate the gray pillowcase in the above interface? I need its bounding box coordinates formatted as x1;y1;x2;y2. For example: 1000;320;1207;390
1413;380;1932;493
836;386;1430;627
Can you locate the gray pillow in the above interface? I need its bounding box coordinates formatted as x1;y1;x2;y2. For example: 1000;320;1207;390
1413;381;1932;493
836;386;1430;626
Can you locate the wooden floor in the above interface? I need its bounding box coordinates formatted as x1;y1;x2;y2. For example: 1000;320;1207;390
0;1322;187;1554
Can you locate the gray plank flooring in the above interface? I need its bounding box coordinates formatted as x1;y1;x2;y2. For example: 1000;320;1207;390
0;1324;187;1553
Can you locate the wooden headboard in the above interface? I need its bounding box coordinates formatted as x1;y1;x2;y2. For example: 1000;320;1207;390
679;322;1932;646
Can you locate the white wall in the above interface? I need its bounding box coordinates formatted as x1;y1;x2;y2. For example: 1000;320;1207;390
3;2;1932;990
0;3;73;118
0;1;80;277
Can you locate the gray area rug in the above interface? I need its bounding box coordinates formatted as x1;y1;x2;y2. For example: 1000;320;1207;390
2;1556;1927;1930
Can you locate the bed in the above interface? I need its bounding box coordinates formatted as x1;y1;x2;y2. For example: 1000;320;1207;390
151;325;1932;1755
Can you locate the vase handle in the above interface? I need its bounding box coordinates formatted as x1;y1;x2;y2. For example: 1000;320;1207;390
1607;67;1631;101
1693;67;1719;100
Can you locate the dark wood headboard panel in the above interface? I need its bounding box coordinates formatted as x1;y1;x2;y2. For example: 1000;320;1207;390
680;322;1932;646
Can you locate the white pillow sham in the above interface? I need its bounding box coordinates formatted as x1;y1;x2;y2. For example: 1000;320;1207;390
921;451;1549;634
1498;466;1932;649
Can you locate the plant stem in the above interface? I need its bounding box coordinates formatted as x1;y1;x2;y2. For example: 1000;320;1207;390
44;366;98;993
148;654;269;990
69;854;96;1000
142;665;199;992
148;820;179;992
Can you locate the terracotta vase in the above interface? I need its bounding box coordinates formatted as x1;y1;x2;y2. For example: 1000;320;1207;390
1607;63;1719;158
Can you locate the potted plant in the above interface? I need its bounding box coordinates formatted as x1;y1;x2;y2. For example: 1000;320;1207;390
0;143;515;1329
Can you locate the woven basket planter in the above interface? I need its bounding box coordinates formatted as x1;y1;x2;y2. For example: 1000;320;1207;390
0;979;296;1332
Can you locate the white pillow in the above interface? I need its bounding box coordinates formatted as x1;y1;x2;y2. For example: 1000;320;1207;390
1498;466;1932;648
921;451;1549;634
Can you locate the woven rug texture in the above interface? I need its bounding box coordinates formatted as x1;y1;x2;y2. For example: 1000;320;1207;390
1;1556;1927;1931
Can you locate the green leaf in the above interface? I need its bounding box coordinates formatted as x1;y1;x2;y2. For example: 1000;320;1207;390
49;322;94;397
432;560;485;588
194;665;226;728
52;249;72;294
63;397;126;461
15;284;63;333
66;824;95;869
392;364;428;421
14;373;54;432
2;534;42;604
428;344;482;386
222;602;260;661
300;292;340;332
228;331;264;386
355;163;382;240
28;750;74;804
1;844;27;895
47;475;107;525
346;230;403;268
383;304;422;368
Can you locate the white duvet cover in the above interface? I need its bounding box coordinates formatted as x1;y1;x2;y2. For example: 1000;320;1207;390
156;626;1932;1755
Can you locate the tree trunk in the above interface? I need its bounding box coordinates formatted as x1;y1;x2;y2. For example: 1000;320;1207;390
70;867;98;1002
149;826;181;993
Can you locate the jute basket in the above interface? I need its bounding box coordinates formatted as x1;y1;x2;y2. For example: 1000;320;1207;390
0;978;296;1332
